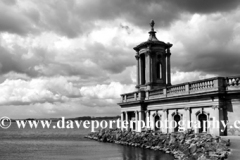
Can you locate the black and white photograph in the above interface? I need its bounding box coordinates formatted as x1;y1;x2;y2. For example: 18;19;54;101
0;0;240;160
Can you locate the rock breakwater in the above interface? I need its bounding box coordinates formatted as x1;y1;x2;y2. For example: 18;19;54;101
85;129;231;160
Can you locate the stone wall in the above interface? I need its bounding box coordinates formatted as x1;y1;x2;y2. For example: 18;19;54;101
85;129;230;160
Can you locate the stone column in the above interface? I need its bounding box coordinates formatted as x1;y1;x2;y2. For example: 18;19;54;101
135;111;138;132
139;55;144;85
138;111;144;132
162;109;168;133
125;111;129;131
121;112;124;131
162;54;166;84
145;52;150;84
145;110;150;129
150;111;155;130
184;107;190;131
190;108;199;134
166;49;171;85
149;52;152;84
168;110;174;133
135;55;140;87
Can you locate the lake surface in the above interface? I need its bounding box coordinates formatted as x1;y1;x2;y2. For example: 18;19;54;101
0;122;173;160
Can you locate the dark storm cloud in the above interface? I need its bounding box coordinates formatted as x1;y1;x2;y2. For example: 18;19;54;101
86;42;135;74
170;0;240;13
32;0;178;37
73;0;180;29
1;0;16;5
0;1;39;35
37;0;86;38
0;46;43;77
0;45;50;77
196;52;240;76
0;47;21;74
173;50;240;76
2;0;240;38
170;12;240;76
1;0;240;78
72;0;240;31
0;40;135;81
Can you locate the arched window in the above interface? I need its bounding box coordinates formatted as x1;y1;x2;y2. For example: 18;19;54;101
174;114;181;132
141;54;145;84
195;110;209;133
155;114;161;131
156;62;162;79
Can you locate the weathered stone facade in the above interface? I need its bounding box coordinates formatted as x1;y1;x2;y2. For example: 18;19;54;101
118;20;240;136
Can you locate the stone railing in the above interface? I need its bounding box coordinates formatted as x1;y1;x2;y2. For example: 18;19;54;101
124;92;136;102
189;78;219;93
147;89;164;99
167;84;186;95
120;76;240;102
226;75;240;90
121;91;144;102
149;89;163;96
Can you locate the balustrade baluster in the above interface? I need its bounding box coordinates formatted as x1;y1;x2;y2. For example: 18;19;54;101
230;79;233;86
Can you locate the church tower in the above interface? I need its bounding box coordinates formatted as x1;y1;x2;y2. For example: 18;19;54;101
134;20;173;90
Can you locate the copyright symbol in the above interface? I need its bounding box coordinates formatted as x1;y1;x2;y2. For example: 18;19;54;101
0;117;11;129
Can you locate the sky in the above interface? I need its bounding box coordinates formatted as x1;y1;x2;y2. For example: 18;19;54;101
0;0;240;119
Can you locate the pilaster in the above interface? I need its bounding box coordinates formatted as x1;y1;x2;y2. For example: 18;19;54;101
166;48;171;85
120;112;124;131
135;111;138;132
184;107;190;131
135;54;140;88
145;110;150;129
125;111;129;131
162;109;168;133
210;105;220;136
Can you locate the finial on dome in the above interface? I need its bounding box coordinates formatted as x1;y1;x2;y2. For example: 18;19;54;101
148;20;158;41
150;20;155;31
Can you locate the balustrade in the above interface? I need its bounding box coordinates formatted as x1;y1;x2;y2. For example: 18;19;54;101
226;76;240;87
120;76;239;103
190;79;214;92
167;84;185;94
148;89;164;99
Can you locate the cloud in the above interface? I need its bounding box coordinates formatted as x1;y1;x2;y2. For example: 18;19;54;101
0;77;132;118
168;11;240;76
0;0;240;119
170;0;240;13
2;0;240;38
80;82;135;99
171;71;216;84
85;42;135;74
106;66;137;85
0;76;80;106
0;26;136;79
0;1;39;35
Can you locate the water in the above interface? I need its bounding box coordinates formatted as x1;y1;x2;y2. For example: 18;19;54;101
0;122;173;160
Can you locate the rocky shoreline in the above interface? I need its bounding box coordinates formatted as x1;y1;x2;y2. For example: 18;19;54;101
85;128;231;160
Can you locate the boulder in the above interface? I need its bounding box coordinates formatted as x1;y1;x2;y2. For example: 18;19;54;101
169;135;176;144
204;142;216;152
189;143;197;154
85;129;230;160
98;128;105;137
